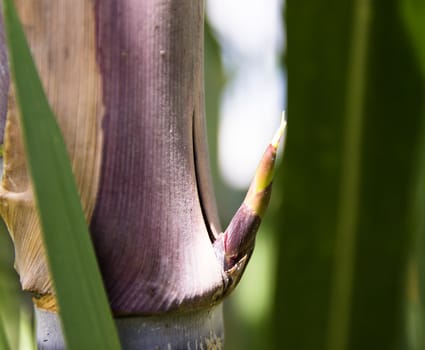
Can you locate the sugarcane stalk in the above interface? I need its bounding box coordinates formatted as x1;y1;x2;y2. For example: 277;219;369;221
0;1;285;348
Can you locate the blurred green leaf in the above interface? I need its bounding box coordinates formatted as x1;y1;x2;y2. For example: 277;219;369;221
2;1;121;349
403;0;425;75
0;316;10;350
403;2;425;350
273;1;425;350
0;221;22;349
17;306;36;350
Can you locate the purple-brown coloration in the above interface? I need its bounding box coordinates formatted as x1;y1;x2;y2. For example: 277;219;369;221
222;203;261;270
213;183;271;275
0;9;9;144
91;0;224;315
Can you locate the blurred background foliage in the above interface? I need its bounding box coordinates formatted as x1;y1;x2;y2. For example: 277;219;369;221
273;1;425;350
207;0;425;349
204;1;283;349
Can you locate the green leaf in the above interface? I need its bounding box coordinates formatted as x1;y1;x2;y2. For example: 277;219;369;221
403;2;425;349
0;316;10;350
403;0;425;75
0;221;21;350
273;1;425;349
2;1;121;349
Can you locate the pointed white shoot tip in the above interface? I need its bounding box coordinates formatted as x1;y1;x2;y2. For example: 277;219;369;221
271;111;287;149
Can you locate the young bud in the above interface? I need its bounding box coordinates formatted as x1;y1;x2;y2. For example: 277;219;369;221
214;113;286;290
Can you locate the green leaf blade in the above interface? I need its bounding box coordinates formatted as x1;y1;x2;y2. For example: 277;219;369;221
273;1;425;349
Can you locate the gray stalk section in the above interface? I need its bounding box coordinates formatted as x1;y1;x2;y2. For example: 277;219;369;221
36;305;224;350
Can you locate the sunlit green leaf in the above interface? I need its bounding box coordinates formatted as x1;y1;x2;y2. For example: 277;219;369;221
0;316;10;350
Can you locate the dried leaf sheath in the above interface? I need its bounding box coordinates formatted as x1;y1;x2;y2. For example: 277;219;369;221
0;92;48;295
0;0;104;307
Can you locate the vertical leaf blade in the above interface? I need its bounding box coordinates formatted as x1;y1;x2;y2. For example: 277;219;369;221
403;2;425;349
2;1;121;349
326;1;370;348
0;221;22;350
274;1;425;349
